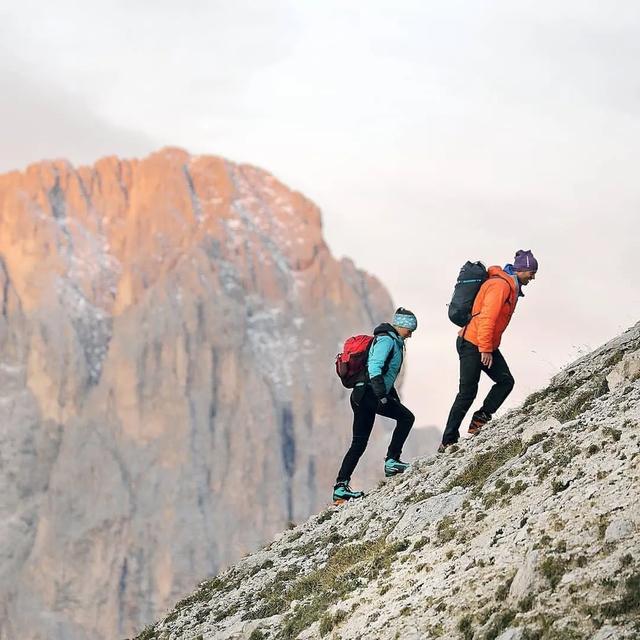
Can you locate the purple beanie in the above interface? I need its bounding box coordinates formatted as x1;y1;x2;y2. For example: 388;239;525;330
513;249;538;272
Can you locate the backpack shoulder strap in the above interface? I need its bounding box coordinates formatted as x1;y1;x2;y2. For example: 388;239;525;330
382;333;400;375
382;341;396;375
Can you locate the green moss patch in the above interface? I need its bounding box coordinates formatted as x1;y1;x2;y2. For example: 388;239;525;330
457;614;473;640
316;509;334;524
319;609;347;636
602;426;622;442
524;377;582;410
554;376;609;423
171;575;226;613
435;516;456;544
448;438;523;490
244;535;408;637
485;609;517;640
132;625;159;640
600;572;640;618
540;556;570;590
412;536;430;552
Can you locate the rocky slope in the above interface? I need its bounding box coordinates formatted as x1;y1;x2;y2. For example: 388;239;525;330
0;148;400;640
136;323;640;640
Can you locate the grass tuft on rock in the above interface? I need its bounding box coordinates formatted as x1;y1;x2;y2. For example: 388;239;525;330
484;609;517;640
412;536;430;552
448;438;523;490
132;626;158;640
319;609;347;636
600;572;640;618
435;516;456;544
457;615;473;640
540;556;570;590
554;376;609;423
169;575;227;615
245;535;409;638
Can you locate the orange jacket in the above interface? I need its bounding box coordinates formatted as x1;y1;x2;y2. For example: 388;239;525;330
459;266;518;352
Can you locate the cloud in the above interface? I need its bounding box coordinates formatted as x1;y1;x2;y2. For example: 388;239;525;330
0;0;638;425
0;55;155;172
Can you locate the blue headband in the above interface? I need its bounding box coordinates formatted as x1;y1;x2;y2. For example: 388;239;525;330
393;312;417;331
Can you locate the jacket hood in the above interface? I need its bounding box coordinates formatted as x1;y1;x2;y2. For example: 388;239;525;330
488;265;520;294
503;264;525;297
373;323;400;337
487;265;510;279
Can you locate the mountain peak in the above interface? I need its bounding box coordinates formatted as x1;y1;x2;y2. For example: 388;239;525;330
0;148;333;316
0;148;395;639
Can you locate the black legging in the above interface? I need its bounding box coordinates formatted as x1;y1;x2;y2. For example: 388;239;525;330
442;337;515;445
336;385;415;483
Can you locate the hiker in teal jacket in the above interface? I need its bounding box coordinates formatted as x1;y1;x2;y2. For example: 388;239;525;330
333;308;418;503
367;326;405;399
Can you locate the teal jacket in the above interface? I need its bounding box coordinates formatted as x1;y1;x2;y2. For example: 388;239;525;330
367;323;405;394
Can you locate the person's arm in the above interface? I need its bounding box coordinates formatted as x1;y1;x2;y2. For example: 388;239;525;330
476;281;509;361
368;336;393;401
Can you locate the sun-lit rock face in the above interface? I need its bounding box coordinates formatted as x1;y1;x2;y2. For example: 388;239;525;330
0;148;396;640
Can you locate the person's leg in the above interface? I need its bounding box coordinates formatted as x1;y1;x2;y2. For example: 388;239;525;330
377;398;415;461
442;338;482;445
477;349;515;416
336;386;377;483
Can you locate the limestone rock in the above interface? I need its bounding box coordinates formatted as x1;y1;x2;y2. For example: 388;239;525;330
521;416;561;443
508;550;542;602
390;487;469;540
591;626;626;640
604;517;635;543
139;323;640;640
607;351;640;390
495;628;524;640
0;149;395;640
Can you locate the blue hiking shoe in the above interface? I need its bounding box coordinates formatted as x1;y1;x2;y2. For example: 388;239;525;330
333;481;365;504
384;458;410;477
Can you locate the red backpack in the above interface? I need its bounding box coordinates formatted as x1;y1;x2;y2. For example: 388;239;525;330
335;335;374;388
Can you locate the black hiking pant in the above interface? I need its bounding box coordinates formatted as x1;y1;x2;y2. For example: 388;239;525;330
442;337;515;445
336;385;415;483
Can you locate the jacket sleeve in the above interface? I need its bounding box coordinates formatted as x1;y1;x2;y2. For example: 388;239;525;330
368;336;394;398
476;280;509;352
368;336;394;378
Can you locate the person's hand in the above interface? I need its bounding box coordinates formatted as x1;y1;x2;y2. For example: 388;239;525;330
480;352;493;368
370;375;387;401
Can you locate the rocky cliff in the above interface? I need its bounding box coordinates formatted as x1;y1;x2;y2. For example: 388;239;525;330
136;323;640;640
0;148;399;640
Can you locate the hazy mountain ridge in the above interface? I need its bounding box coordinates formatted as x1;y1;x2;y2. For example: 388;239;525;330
135;322;640;640
0;148;398;640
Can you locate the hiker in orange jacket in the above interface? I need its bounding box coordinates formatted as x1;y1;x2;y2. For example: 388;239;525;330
439;250;538;451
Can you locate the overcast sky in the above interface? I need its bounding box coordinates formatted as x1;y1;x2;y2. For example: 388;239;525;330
1;0;639;429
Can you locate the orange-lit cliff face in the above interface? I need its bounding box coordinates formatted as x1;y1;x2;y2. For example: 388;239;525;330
0;148;393;640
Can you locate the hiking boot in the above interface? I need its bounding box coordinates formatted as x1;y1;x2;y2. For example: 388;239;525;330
333;481;365;504
437;443;454;453
384;458;410;477
468;410;491;436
